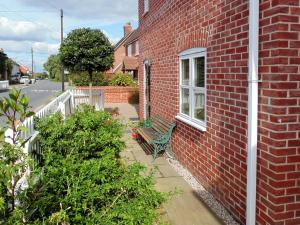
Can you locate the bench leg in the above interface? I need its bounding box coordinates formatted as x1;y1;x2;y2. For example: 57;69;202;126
165;142;176;159
151;142;167;162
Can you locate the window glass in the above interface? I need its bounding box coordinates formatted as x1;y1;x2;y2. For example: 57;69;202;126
178;49;206;128
136;41;139;55
144;0;149;13
181;59;189;85
194;92;205;121
128;44;132;56
181;88;190;115
194;57;205;87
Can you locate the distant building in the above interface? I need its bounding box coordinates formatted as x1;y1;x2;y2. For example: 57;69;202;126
20;65;29;75
123;29;139;80
110;23;135;74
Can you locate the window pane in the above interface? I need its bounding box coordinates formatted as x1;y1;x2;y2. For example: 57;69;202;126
181;59;189;85
181;88;190;115
144;0;149;12
194;57;205;87
194;92;205;121
136;41;139;55
128;45;132;56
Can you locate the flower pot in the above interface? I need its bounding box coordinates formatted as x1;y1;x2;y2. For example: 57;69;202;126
132;128;140;139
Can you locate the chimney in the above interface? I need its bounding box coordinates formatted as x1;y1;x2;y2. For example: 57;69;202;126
123;22;132;37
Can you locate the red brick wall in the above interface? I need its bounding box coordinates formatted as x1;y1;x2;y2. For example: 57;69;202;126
77;86;139;104
137;0;300;224
113;44;126;73
257;1;300;224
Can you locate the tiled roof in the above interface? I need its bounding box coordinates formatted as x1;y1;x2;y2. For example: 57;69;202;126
123;56;138;71
114;31;135;50
124;29;140;46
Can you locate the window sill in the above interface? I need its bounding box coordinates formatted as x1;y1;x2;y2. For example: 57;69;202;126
175;115;206;132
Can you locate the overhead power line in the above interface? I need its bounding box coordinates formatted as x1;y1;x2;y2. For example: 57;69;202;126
0;10;56;13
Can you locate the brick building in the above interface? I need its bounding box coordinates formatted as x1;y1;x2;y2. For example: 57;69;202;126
123;30;140;79
137;0;300;224
111;22;134;74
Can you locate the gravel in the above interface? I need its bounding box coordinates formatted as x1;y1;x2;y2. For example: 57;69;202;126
166;158;240;225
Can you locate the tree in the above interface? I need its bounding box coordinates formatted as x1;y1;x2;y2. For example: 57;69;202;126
60;28;113;85
0;50;8;80
44;54;61;80
6;59;13;80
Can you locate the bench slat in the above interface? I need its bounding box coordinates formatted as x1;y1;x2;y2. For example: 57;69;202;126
137;115;176;161
138;127;157;143
152;116;171;133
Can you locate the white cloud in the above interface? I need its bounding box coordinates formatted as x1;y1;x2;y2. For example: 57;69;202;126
0;40;59;55
20;0;138;24
0;17;60;42
0;40;59;71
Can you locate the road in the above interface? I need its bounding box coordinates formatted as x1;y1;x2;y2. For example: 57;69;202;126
0;80;64;126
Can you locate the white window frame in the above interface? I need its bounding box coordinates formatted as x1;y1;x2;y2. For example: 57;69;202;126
127;44;132;56
135;41;139;56
144;0;149;13
176;48;207;132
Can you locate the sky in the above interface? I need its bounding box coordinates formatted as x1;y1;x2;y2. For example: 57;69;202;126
0;0;138;72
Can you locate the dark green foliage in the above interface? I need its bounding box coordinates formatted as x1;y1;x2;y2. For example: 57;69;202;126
109;73;136;87
43;54;61;81
21;106;165;224
5;59;13;79
60;28;114;83
35;106;124;159
0;50;8;80
70;72;108;86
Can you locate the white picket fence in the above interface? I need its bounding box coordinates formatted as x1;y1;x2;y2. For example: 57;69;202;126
0;80;9;90
5;89;104;157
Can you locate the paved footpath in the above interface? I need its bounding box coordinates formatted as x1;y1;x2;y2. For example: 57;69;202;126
120;129;224;225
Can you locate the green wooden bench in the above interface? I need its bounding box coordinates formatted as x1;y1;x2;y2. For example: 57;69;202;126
137;115;176;160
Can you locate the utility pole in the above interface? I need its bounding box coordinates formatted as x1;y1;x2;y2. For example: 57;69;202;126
31;47;34;78
61;8;65;92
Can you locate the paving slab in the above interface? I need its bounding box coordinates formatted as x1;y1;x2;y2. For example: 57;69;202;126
121;129;224;225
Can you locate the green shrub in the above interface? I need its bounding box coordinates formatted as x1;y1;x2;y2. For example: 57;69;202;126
20;106;166;224
70;72;108;86
109;73;136;86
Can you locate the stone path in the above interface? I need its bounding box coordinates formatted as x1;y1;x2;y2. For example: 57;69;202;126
121;129;225;225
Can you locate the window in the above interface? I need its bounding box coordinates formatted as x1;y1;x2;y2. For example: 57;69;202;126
144;0;149;13
127;44;132;56
135;41;139;56
177;48;207;131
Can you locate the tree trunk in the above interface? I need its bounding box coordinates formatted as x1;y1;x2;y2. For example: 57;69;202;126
88;71;93;106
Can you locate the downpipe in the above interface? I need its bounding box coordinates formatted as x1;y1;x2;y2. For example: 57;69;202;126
246;0;260;224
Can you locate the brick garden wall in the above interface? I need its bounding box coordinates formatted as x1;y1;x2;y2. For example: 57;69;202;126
137;0;300;224
77;86;139;104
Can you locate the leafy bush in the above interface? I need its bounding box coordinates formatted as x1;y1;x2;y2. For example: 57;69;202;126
19;106;166;224
70;72;109;86
109;73;136;87
0;89;34;224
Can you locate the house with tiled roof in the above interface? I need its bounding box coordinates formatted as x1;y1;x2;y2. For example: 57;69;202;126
123;29;139;80
111;23;135;74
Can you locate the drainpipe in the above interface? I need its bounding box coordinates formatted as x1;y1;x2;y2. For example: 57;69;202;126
246;0;259;224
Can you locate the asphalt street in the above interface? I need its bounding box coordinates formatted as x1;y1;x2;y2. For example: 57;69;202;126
0;80;64;127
